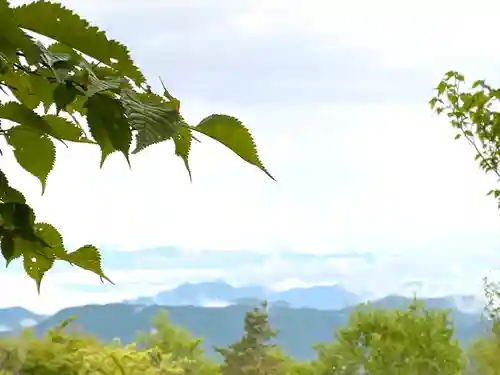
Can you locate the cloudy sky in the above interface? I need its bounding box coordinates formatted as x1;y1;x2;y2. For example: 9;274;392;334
2;0;500;313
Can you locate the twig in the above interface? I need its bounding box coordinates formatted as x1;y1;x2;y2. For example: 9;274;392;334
67;111;89;138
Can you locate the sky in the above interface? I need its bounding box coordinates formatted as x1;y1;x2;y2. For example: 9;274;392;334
1;0;500;313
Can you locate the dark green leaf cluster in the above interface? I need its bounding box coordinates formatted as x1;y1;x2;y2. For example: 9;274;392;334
0;0;274;290
430;71;500;208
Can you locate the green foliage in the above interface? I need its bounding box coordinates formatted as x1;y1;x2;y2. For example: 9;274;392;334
216;302;287;375
0;319;190;375
465;278;500;375
190;115;274;180
3;301;500;375
430;71;500;208
0;0;273;290
314;299;465;375
466;336;500;375
136;309;219;375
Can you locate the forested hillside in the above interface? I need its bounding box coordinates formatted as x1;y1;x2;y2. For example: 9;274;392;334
1;298;500;374
0;297;490;361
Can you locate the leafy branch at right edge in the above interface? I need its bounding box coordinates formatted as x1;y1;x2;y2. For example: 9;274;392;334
431;71;500;330
430;71;500;207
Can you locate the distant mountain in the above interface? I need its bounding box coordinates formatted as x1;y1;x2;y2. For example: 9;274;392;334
0;297;490;361
270;285;359;310
231;298;291;308
372;294;486;314
123;281;486;314
0;307;46;332
123;281;361;310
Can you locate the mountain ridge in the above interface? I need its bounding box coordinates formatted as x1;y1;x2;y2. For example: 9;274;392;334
122;280;485;313
0;293;489;361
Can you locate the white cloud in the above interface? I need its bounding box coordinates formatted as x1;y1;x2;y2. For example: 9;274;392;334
229;0;500;77
1;0;500;311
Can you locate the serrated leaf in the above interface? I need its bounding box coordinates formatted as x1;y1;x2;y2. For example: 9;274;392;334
2;71;41;110
0;0;40;64
37;42;71;68
13;0;144;85
159;77;180;112
87;75;124;97
9;223;66;291
0;101;52;134
48;42;82;60
89;64;122;80
53;61;74;82
64;245;112;283
35;42;76;84
0;202;40;245
43;114;94;143
22;250;54;293
173;126;192;181
28;73;55;113
66;92;88;115
53;81;79;113
13;224;67;292
192;114;275;180
34;222;66;257
1;236;21;267
1;233;14;264
0;169;25;203
6;125;56;194
120;89;181;154
0;202;35;231
86;94;132;167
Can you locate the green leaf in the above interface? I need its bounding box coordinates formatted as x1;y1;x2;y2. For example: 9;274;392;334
43;114;94;143
0;169;25;203
6;125;56;194
53;81;79;113
121;89;181;154
37;42;72;68
48;41;83;60
87;75;124;97
2;71;41;110
64;245;112;283
8;223;66;291
12;223;65;292
1;233;15;265
13;0;144;85
0;202;40;244
22;249;54;293
66;93;88;115
444;71;456;80
85;94;132;167
28;70;57;114
34;222;66;258
0;202;35;231
159;76;180;111
192;114;275;180
0;0;40;64
436;81;447;95
173;126;193;181
0;101;52;134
